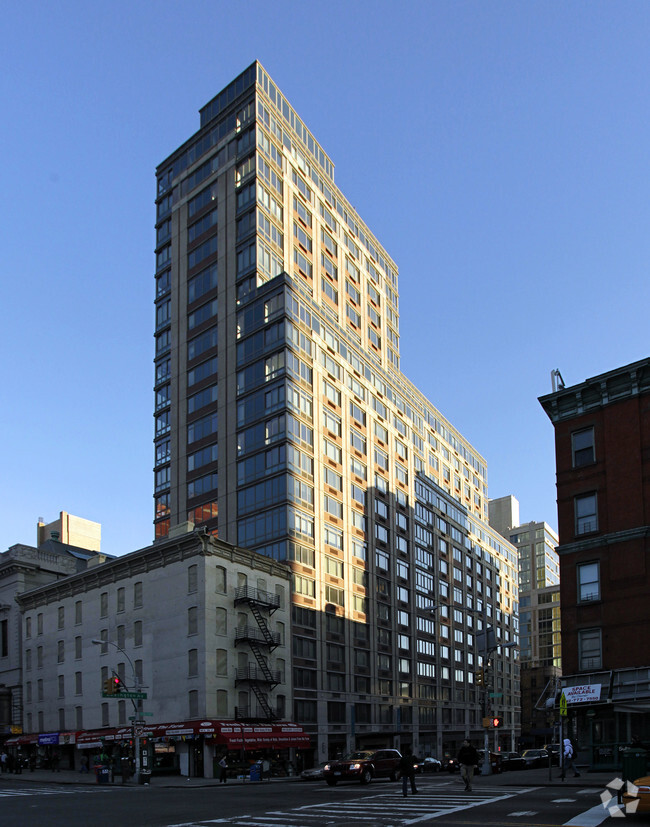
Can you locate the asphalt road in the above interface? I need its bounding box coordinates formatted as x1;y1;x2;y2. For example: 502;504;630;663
0;771;625;827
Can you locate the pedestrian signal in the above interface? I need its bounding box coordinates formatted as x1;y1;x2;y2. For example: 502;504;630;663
491;717;502;728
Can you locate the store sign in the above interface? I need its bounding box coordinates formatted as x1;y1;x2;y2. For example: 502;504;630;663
38;732;60;745
564;684;601;704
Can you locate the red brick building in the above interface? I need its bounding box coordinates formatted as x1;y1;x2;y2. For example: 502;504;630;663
539;358;650;769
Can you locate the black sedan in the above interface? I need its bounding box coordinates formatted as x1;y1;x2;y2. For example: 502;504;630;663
522;748;551;769
500;751;526;771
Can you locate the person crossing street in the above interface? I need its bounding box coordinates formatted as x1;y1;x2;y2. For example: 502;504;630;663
457;739;479;792
399;747;418;797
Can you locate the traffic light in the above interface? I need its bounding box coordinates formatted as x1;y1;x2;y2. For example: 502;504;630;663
491;717;502;728
475;668;485;686
103;676;122;695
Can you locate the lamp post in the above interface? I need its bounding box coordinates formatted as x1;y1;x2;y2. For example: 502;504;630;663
92;638;143;781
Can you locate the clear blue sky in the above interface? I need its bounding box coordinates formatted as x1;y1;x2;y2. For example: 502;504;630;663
2;1;649;555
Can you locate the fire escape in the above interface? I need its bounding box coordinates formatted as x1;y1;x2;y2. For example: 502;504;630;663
234;586;281;722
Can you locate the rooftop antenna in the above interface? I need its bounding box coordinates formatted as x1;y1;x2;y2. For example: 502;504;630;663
551;369;565;392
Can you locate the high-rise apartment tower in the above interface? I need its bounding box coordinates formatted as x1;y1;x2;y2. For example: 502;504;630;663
153;62;519;759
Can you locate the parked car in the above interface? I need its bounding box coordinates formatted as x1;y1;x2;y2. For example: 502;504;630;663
622;775;650;814
542;743;561;766
323;749;402;785
300;762;327;781
522;748;551;769
420;756;443;773
500;751;526;771
477;749;502;773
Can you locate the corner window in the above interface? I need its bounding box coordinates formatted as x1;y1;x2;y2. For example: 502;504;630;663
578;628;602;670
577;562;600;602
575;492;598;535
572;427;595;468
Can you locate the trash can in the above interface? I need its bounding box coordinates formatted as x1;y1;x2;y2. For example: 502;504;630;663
96;765;110;785
138;771;152;785
622;750;647;783
249;763;261;782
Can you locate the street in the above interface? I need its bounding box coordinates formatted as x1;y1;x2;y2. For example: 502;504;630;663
0;769;625;827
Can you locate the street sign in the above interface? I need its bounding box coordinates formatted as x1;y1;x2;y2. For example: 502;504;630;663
102;691;147;700
489;692;503;698
559;692;568;717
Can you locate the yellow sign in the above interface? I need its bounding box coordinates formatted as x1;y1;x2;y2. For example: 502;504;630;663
10;725;23;734
559;692;567;717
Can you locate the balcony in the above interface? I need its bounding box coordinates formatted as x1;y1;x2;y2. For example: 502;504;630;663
235;665;281;685
235;625;280;647
234;586;280;611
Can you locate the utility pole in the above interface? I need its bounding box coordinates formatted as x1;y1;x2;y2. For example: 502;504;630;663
93;639;147;782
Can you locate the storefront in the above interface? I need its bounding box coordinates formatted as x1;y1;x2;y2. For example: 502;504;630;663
22;720;313;780
562;670;650;772
4;730;78;770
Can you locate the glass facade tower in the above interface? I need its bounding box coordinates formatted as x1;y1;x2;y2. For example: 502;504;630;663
153;62;519;758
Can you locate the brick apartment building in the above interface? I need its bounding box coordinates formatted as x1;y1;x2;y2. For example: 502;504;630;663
539;357;650;770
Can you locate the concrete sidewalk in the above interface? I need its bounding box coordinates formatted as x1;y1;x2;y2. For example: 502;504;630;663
0;767;298;788
0;765;622;790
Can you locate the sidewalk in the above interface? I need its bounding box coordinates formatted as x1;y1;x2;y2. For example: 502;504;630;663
0;766;620;790
0;768;297;788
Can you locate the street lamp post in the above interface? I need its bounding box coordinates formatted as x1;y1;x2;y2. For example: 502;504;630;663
92;639;143;781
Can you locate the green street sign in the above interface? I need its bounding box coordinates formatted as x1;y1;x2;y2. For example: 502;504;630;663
489;692;503;698
102;691;147;700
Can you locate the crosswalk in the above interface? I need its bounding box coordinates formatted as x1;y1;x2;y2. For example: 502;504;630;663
170;785;537;826
0;784;120;798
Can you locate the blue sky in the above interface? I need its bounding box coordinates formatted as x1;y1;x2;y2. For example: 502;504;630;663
2;1;649;555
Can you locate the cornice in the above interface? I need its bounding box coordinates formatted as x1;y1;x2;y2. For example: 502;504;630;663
539;357;650;423
556;525;650;556
15;531;290;610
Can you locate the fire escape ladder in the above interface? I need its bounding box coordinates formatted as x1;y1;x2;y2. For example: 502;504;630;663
250;683;276;721
248;639;277;684
249;603;277;648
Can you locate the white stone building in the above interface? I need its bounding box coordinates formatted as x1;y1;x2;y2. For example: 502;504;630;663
9;528;304;778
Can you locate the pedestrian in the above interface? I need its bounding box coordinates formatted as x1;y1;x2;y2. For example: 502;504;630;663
79;754;89;774
563;738;580;777
218;754;228;783
121;755;132;784
398;746;418;797
457;739;479;792
51;750;60;772
0;750;7;773
262;757;270;780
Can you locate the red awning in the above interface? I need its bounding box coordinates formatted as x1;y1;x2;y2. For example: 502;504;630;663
21;721;311;751
4;734;39;746
140;720;311;748
208;722;311;749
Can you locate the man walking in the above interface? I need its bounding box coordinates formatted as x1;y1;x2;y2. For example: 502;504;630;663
399;747;418;797
457;739;479;792
563;738;580;777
